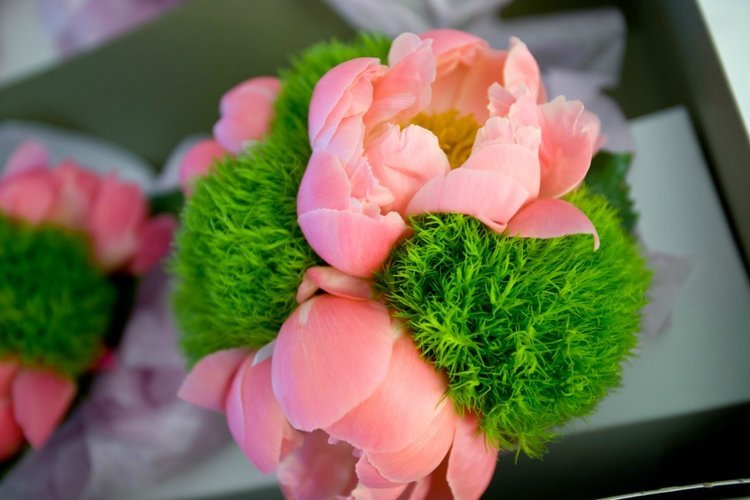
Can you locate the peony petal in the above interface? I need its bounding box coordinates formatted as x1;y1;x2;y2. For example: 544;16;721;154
213;115;264;155
49;161;101;229
12;367;76;448
277;430;359;499
226;356;301;473
0;358;21;399
298;152;354;214
355;455;404;489
466;118;541;198
422;30;505;122
219;76;281;116
128;214;176;274
214;77;280;154
364;397;456;483
420;29;485;61
309;57;383;149
272;296;394;431
178;139;227;194
506;198;600;249
296;266;373;304
0;400;24;460
178;348;249;412
88;176;146;271
0;169;58;223
4;141;49;178
365;124;450;214
503;37;543;101
446;414;498;500
406;168;532;234
326;335;448;453
366;33;435;128
487;82;516;118
298;208;407;278
347;481;409;500
348;157;396;208
538;96;600;198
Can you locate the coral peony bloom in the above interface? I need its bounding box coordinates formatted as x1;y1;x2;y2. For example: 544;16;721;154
0;141;175;274
180;266;498;498
178;77;281;193
0;357;76;457
298;30;600;277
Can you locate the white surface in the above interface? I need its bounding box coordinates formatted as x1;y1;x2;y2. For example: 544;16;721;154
697;0;750;140
0;0;57;86
129;107;750;498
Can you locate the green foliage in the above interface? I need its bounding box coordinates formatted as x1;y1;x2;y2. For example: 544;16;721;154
378;188;651;457
0;215;116;376
585;151;638;233
172;34;392;363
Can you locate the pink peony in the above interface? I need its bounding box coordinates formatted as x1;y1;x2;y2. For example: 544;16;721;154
0;357;76;459
178;77;281;193
180;266;497;499
298;29;601;277
0;141;175;274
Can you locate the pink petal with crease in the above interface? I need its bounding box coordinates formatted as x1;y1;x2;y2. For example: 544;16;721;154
507;198;600;249
365;33;435;128
226;356;300;473
296;266;372;304
272;296;393;431
178;139;227;194
277;430;359;499
0;400;24;460
504;37;543;101
446;414;498;500
12;367;76;448
421;30;504;122
326;335;448;453
487;82;516;118
355;455;404;489
129;214;176;274
0;169;58;223
309;57;383;148
420;29;485;60
538;96;600;198
406;168;531;234
347;482;409;500
178;348;248;412
298;152;353;214
365;124;450;214
4;141;48;178
298;208;407;278
365;397;456;483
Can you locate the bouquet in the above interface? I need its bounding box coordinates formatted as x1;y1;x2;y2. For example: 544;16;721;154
0;139;174;465
173;30;650;498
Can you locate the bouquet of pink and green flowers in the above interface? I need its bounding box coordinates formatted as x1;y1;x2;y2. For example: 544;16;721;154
173;29;650;499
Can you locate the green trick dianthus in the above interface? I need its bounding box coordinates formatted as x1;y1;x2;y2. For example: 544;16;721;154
172;34;392;363
377;187;651;457
0;215;116;376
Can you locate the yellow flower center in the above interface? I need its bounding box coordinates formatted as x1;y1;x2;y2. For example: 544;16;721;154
410;110;481;168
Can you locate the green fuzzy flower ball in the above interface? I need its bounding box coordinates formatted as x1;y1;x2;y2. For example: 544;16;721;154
0;215;116;376
172;35;392;364
377;187;651;457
